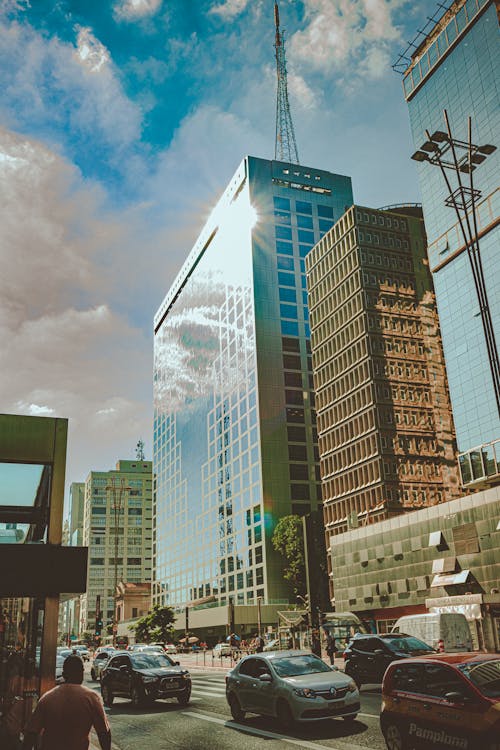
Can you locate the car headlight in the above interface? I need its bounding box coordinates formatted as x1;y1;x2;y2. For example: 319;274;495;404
346;680;357;693
293;687;316;699
141;676;158;684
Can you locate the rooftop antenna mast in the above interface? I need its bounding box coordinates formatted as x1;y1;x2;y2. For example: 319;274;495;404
274;1;299;164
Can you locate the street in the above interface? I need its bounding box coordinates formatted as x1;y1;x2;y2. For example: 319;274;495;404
86;655;387;750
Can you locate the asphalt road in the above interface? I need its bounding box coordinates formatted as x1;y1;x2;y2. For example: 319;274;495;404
85;659;388;750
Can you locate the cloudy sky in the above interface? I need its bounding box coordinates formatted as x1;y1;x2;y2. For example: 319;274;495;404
0;0;438;509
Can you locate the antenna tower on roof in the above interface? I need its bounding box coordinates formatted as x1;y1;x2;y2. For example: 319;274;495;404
274;1;299;164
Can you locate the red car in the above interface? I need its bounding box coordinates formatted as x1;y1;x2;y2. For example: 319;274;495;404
380;653;500;750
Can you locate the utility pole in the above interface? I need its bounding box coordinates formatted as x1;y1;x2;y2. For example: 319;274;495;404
274;1;299;164
106;477;131;647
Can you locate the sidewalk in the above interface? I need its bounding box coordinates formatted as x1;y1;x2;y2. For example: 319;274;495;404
174;650;346;672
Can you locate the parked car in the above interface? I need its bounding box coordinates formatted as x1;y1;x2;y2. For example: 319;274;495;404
164;644;177;654
127;643;149;652
391;612;473;653
213;642;234;658
55;653;66;683
91;648;116;681
263;639;280;652
73;645;90;661
100;651;191;708
343;634;435;688
380;653;500;750
226;651;359;726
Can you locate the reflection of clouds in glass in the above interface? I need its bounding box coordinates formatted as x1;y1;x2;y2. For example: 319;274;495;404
155;275;225;414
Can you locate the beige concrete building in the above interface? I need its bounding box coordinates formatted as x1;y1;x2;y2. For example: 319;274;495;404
306;205;461;594
79;459;152;635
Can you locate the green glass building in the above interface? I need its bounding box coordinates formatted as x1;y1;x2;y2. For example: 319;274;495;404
153;156;353;609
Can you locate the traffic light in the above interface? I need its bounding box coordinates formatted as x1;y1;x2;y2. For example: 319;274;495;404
95;614;103;636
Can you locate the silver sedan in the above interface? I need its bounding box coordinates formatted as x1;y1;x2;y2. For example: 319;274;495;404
226;651;360;726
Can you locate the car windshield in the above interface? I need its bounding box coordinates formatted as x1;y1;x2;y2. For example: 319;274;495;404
272;655;332;677
130;653;174;670
458;659;500;698
384;636;433;653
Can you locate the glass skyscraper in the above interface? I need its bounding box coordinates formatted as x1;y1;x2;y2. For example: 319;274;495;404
153;156;352;610
401;0;499;486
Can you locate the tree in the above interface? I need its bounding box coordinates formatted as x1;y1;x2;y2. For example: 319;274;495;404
271;515;306;597
132;605;175;644
80;631;94;646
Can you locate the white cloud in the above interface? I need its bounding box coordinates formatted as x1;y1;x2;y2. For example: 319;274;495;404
75;27;110;73
0;19;142;164
290;0;403;81
209;0;249;19
114;0;162;20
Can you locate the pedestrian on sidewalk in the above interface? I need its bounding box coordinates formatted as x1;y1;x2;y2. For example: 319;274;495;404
22;655;111;750
326;633;336;666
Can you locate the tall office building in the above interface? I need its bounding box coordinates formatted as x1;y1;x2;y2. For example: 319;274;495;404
79;460;152;634
153;157;353;612
306;205;461;569
68;482;85;546
400;0;499;486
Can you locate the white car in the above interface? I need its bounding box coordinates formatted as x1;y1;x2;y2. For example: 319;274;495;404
213;643;234;658
164;644;177;654
263;639;280;652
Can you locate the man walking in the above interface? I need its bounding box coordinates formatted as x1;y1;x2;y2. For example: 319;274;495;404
22;654;111;750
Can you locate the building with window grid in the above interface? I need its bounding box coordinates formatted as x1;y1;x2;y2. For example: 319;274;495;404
153;156;353;612
306;204;461;595
79;460;152;635
401;0;500;487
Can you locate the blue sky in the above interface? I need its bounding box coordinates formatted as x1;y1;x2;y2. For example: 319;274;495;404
0;0;438;506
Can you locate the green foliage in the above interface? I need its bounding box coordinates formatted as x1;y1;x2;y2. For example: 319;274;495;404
132;605;175;644
271;515;306;597
80;631;94;646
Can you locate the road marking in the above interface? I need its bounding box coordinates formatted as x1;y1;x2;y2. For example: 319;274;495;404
182;710;371;750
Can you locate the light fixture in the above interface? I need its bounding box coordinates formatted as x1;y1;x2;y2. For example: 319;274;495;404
411;150;430;162
429;130;448;142
421;140;439;152
479;143;496;154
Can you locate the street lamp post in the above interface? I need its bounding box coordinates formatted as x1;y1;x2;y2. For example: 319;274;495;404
411;109;499;416
106;478;131;648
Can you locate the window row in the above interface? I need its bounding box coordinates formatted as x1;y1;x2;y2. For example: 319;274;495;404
321;432;378;479
307;209;355;269
307;236;358;297
317;382;373;432
310;275;362;354
312;310;365;364
355;210;407;232
319;405;375;456
313;338;368;390
315;360;370;409
310;290;363;348
322;457;382;502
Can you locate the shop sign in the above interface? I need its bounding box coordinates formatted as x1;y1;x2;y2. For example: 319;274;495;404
426;593;483;620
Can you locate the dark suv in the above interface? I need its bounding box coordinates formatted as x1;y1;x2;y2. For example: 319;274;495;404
343;634;434;688
100;651;191;708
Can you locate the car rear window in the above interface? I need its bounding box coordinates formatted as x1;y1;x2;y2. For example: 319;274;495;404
384;636;433;653
458;659;500;698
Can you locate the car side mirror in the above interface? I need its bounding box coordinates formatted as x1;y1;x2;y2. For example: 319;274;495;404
259;673;272;683
444;691;470;704
174;660;180;666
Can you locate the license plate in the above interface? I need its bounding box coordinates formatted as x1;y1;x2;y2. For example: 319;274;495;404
329;700;344;708
169;681;179;689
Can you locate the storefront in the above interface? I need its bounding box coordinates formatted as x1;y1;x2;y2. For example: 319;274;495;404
0;414;87;748
426;593;500;652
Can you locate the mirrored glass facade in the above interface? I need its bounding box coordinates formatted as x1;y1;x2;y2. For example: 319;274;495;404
153;156;353;608
403;0;500;455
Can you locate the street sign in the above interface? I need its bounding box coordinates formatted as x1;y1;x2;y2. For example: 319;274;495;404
70;634;77;641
